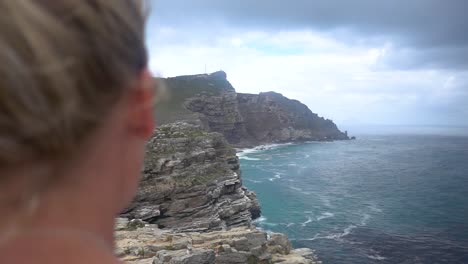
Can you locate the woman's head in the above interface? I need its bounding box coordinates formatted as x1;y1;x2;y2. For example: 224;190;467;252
0;0;153;230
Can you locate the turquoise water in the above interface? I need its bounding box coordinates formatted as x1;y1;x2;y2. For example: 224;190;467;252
239;135;468;264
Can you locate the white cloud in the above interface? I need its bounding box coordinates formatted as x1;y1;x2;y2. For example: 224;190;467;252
147;27;468;128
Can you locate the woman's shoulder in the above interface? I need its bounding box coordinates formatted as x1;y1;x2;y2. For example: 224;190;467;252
0;234;122;264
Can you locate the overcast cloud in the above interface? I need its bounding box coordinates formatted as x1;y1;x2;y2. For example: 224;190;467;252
147;0;468;131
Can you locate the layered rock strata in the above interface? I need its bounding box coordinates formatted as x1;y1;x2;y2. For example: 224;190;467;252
121;123;260;232
115;219;321;264
155;71;349;147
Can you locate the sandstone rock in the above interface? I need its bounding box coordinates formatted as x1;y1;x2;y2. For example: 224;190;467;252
267;233;292;255
153;249;216;264
291;248;320;261
131;205;161;222
121;123;260;232
115;222;320;264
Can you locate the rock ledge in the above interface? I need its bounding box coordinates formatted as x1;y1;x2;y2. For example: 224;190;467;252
116;218;321;264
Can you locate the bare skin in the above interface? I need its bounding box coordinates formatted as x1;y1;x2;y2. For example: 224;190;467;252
0;70;155;264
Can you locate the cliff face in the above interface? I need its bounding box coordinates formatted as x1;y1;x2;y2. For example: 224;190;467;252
156;72;249;145
121;123;260;232
237;92;349;143
155;71;348;147
120;72;342;262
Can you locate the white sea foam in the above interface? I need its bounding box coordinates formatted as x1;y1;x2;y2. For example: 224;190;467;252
301;216;313;227
367;254;387;260
320;197;333;208
360;213;371;226
237;143;293;161
239;156;262;161
268;173;283;182
301;212;370;242
317;212;335;221
254;216;267;223
369;203;383;213
245;179;263;184
289;186;311;195
253;216;279;227
304;224;357;241
262;222;279;227
237;143;293;156
342;225;357;236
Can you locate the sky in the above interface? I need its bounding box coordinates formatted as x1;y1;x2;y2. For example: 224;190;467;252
146;0;468;130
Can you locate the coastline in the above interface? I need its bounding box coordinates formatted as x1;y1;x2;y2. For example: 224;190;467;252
118;123;323;263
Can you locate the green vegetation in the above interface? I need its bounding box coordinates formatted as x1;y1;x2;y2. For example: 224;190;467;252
155;75;227;124
164;245;175;250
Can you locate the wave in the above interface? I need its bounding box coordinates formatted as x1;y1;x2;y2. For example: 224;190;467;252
320;197;333;208
301;216;313;227
245;179;263;184
290;186;312;195
342;224;357;237
368;203;383;213
290;186;303;192
360;213;371;226
237;142;294;156
317;212;335;221
262;222;279;227
302;224;357;242
254;216;267;223
253;216;279;227
305;212;371;241
367;254;386;261
239;156;262;161
268;173;283;182
237;143;293;160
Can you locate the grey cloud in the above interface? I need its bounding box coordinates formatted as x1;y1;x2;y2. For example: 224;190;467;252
377;46;468;71
150;0;468;70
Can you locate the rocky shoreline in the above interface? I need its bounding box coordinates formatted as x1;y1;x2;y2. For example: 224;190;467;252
117;123;322;263
115;218;321;264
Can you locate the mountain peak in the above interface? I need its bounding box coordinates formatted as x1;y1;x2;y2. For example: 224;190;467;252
209;70;227;80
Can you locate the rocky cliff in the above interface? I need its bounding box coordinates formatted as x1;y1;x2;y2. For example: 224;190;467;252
118;123;323;263
237;92;349;143
155;71;349;147
121;123;260;232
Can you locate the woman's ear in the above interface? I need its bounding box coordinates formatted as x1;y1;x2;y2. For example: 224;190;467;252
126;69;155;139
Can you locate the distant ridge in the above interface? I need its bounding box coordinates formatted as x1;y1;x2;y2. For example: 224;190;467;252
155;71;349;147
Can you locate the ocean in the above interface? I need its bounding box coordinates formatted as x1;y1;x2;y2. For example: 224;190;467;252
238;135;468;264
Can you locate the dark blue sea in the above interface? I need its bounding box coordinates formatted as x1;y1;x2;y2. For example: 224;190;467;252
239;135;468;264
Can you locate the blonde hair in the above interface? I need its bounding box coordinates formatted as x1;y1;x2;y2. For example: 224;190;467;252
0;0;148;171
